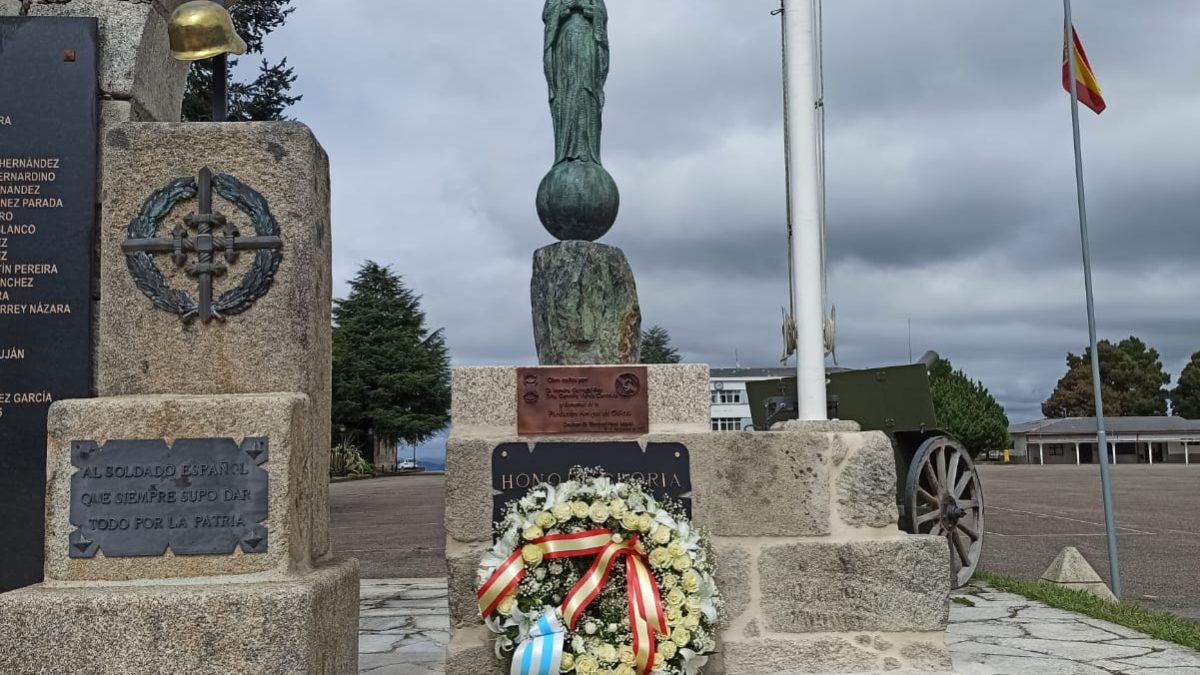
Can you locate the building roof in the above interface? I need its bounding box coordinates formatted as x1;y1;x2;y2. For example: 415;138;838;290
710;366;855;379
710;367;796;379
1011;417;1200;436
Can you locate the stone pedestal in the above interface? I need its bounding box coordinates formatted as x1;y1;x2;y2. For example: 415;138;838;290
531;240;642;364
444;365;951;674
0;122;357;674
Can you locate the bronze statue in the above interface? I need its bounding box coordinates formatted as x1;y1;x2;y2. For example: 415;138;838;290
537;0;619;242
543;0;609;165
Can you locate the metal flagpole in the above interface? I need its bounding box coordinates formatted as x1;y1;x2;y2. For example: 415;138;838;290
1063;0;1122;598
781;0;828;420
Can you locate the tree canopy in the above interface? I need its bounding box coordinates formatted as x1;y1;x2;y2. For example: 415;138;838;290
929;357;1010;457
182;0;301;122
1042;337;1170;418
332;262;450;455
1171;351;1200;419
639;325;681;364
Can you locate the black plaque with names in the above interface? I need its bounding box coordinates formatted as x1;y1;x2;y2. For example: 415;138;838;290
0;18;98;590
69;438;270;558
491;442;691;525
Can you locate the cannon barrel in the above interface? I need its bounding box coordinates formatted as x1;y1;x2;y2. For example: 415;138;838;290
917;350;940;368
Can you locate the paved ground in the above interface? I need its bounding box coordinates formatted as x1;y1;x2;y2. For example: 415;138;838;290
356;579;1200;674
978;464;1200;620
336;471;1200;673
358;579;448;675
333;467;1200;621
332;474;446;579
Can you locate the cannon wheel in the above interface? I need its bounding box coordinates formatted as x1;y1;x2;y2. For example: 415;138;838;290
902;435;984;588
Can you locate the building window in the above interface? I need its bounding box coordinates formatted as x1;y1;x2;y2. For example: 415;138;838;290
711;417;743;431
1048;445;1065;456
710;389;743;404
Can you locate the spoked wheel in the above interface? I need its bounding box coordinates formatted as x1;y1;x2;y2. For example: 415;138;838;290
903;436;984;588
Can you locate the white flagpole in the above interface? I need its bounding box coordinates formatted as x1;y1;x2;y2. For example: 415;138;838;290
781;0;828;420
1064;0;1122;598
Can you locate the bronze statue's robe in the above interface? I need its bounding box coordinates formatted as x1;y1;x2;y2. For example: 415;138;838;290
543;0;609;165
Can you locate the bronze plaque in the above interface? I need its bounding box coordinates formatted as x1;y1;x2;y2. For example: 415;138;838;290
517;366;649;435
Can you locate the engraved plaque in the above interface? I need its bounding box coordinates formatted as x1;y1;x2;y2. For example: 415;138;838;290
491;441;690;524
0;17;99;590
517;366;649;435
69;438;269;558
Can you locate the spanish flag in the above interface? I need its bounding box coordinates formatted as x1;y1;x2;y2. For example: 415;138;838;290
1063;27;1106;114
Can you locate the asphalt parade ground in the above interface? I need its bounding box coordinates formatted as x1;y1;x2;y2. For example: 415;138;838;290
978;464;1200;621
331;465;1200;622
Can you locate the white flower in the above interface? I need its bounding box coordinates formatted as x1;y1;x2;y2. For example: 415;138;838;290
572;634;586;653
698;572;718;623
534;567;547;581
679;648;708;675
584;620;598;635
510;604;539;644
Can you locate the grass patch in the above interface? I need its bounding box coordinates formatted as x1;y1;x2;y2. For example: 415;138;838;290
951;596;976;607
976;570;1200;651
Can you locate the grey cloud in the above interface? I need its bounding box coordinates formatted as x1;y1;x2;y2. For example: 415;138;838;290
262;0;1200;425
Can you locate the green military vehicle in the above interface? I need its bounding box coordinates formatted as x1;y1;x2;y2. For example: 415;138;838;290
745;351;984;587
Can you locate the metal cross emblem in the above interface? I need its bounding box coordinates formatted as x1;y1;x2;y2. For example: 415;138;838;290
122;168;282;323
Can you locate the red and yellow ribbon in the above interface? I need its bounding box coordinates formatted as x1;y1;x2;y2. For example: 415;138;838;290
477;529;667;675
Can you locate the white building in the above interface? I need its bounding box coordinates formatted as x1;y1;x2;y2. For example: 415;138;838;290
1010;417;1200;465
709;367;795;431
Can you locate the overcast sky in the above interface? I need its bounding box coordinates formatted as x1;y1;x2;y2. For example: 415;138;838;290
259;1;1200;424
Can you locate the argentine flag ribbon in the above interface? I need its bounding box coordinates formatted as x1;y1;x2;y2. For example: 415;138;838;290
511;612;565;675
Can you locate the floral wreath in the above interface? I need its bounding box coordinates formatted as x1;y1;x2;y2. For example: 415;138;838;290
477;468;721;675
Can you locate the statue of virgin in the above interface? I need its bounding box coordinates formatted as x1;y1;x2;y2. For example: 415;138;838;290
543;0;609;164
537;0;620;242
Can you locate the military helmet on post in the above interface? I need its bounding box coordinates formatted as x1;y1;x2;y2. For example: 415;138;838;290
167;0;248;62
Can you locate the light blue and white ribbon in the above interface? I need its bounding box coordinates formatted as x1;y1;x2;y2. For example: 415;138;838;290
511;612;565;675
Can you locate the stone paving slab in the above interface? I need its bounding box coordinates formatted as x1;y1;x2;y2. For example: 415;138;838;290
357;579;1200;675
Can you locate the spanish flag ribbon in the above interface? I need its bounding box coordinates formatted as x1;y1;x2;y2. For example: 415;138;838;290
1063;26;1106;114
477;529;668;675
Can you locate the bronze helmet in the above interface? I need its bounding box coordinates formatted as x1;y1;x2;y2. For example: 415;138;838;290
168;0;248;62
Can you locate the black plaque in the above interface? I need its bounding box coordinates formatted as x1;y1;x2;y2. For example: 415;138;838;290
491;442;691;524
0;17;98;590
69;438;270;558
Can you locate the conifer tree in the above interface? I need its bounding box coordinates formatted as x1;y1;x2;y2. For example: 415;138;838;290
929;357;1010;456
1171;351;1200;419
639;325;681;364
332;262;450;458
182;0;301;122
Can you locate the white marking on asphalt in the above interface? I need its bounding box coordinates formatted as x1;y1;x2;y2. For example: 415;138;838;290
984;504;1152;530
986;531;1154;537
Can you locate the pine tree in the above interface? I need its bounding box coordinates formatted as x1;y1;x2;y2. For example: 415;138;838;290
639;325;681;364
1171;351;1200;419
1042;337;1170;417
182;0;301;122
332;262;451;458
929;357;1010;457
1041;365;1124;418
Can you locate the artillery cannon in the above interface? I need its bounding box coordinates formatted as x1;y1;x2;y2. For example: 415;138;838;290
745;351;984;587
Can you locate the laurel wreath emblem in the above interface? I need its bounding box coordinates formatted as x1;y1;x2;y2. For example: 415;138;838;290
123;173;282;321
